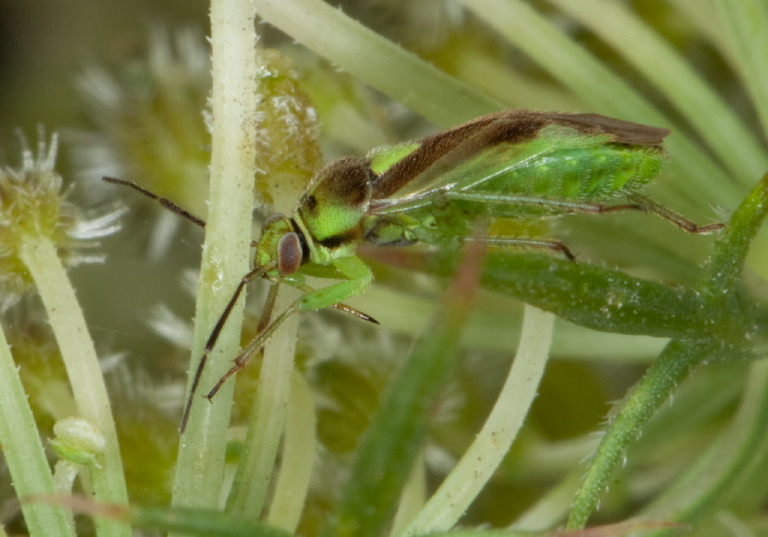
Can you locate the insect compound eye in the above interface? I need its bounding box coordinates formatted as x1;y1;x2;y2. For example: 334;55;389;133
277;232;303;276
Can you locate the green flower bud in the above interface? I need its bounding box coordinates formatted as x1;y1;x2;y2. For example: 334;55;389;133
50;417;106;467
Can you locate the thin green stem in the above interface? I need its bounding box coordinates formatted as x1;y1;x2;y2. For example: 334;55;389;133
714;0;768;140
641;360;768;535
252;0;500;127
0;321;74;537
459;0;739;210
227;287;300;517
704;170;768;293
172;0;260;514
402;305;554;535
548;0;768;185
322;242;485;537
566;338;715;529
19;236;130;537
265;371;317;532
565;167;768;529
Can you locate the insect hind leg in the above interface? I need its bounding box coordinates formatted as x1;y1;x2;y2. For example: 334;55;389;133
444;191;723;234
621;194;724;234
549;194;724;234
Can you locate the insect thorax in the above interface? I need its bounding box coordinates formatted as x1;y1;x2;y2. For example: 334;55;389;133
363;204;472;249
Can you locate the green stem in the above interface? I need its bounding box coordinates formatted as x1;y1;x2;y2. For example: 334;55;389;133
402;305;554;535
172;0;260;513
641;360;768;535
227;287;300;517
265;371;317;532
566;338;715;529
566;169;768;529
460;0;738;209
252;0;499;127
0;321;74;537
19;236;130;537
704;170;768;294
323;242;484;537
548;0;768;184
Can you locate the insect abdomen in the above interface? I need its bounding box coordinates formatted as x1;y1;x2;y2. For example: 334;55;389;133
488;144;663;201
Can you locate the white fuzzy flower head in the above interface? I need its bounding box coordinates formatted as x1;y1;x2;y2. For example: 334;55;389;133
0;132;122;297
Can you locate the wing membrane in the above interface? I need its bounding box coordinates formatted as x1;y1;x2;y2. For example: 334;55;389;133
368;111;667;215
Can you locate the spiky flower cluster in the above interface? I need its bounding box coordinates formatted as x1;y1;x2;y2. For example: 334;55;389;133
0;134;121;298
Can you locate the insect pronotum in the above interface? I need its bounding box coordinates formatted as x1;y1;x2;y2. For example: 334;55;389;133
104;110;723;432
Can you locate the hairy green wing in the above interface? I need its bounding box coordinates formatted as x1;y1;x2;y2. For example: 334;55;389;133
368;111;668;215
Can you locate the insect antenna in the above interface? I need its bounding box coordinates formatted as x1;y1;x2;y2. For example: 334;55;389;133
104;176;378;429
102;176;207;229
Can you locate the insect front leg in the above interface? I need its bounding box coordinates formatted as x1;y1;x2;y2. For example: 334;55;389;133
180;263;271;432
203;255;374;402
297;255;375;312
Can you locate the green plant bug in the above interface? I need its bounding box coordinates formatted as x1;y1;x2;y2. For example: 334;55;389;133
105;110;723;432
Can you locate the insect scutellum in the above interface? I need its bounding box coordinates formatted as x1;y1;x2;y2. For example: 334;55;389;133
104;109;724;433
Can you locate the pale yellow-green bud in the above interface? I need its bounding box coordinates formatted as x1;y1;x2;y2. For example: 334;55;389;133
50;417;106;468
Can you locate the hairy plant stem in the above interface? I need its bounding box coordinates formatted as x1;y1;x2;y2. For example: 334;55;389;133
0;322;74;537
19;236;130;537
172;0;260;516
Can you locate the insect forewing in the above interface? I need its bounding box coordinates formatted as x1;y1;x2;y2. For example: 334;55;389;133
368;111;668;213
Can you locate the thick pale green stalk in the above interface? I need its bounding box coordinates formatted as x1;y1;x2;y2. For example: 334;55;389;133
227;288;300;517
252;0;499;127
402;305;554;535
19;237;129;537
0;321;74;537
173;0;259;511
